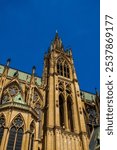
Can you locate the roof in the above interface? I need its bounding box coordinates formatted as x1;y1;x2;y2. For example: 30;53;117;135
81;90;96;102
0;65;41;85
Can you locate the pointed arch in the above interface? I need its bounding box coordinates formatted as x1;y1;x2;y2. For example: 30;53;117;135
0;114;5;144
64;61;70;78
7;114;24;150
28;120;35;150
56;55;71;66
3;79;23;94
56;56;70;78
1;80;23;104
10;113;25;130
59;94;65;127
67;96;74;131
57;58;64;76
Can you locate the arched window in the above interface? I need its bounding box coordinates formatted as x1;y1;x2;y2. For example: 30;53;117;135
64;62;70;78
29;121;35;150
67;97;74;131
57;58;63;76
0;114;5;144
64;62;67;77
57;58;70;78
59;94;64;127
7;115;24;150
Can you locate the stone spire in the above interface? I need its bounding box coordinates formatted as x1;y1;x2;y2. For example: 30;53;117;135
50;31;64;51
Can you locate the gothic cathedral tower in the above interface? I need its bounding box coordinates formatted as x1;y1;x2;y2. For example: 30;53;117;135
42;32;88;150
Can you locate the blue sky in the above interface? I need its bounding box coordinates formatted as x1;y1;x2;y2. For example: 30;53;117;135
0;0;100;93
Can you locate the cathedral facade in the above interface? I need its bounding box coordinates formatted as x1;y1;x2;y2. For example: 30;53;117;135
0;33;100;150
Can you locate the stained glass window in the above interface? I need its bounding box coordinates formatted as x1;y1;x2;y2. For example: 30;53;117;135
1;83;20;104
7;127;16;150
15;128;23;150
7;115;23;150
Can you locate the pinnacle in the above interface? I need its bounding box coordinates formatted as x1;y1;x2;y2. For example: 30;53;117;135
55;30;59;40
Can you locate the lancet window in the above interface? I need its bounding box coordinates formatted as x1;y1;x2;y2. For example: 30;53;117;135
57;58;70;78
7;115;24;150
59;94;65;128
67;96;74;131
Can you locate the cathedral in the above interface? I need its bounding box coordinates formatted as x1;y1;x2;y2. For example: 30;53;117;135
0;33;100;150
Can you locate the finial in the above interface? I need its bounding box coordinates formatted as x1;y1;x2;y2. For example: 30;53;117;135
55;30;59;39
6;58;11;67
32;66;36;75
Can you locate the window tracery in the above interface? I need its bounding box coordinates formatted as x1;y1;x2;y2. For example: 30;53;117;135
1;83;21;104
57;58;70;78
7;115;24;150
9;85;19;96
